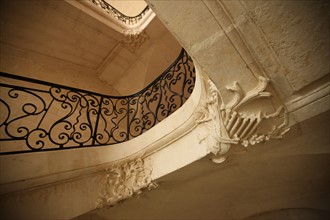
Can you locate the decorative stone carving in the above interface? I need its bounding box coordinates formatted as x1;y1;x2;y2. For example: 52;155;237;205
96;158;157;208
121;30;148;53
196;75;290;163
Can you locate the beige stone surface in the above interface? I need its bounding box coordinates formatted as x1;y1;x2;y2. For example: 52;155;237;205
0;69;205;219
0;66;202;189
1;1;329;219
0;0;121;69
74;111;330;220
0;66;311;219
147;0;330;124
242;1;329;91
0;0;180;96
0;0;121;95
1;172;104;219
0;44;120;95
147;0;258;91
99;17;182;95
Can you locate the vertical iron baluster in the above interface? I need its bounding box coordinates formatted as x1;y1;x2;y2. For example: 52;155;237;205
127;97;130;141
93;96;103;146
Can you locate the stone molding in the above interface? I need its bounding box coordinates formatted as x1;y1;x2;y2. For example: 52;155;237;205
96;158;157;208
66;0;156;34
148;0;328;126
89;0;150;26
195;74;290;163
120;30;149;53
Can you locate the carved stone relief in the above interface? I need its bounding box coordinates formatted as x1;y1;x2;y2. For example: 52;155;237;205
120;30;148;53
96;158;157;208
195;74;290;163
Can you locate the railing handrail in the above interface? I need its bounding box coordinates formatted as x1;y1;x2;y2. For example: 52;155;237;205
90;0;151;25
0;49;196;155
99;2;150;19
0;49;186;99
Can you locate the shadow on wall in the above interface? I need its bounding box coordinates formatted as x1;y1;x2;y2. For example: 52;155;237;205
244;208;330;220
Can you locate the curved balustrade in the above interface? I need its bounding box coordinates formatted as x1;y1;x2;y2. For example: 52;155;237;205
0;49;195;155
90;0;150;25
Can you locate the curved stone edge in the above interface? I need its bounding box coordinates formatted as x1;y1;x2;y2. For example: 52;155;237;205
65;0;156;34
92;67;210;209
0;64;291;219
0;62;204;220
0;60;201;190
94;64;291;208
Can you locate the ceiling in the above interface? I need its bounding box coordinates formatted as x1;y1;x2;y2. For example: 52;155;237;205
107;0;148;16
0;0;121;70
0;0;181;95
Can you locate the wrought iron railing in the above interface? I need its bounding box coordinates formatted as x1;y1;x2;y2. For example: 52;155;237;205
90;0;150;25
0;49;195;155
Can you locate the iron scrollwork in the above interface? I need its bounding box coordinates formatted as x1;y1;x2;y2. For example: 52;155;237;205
0;49;195;155
90;0;150;26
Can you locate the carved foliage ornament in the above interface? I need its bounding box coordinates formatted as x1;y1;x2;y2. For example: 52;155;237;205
121;30;148;53
195;75;290;163
96;158;157;208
